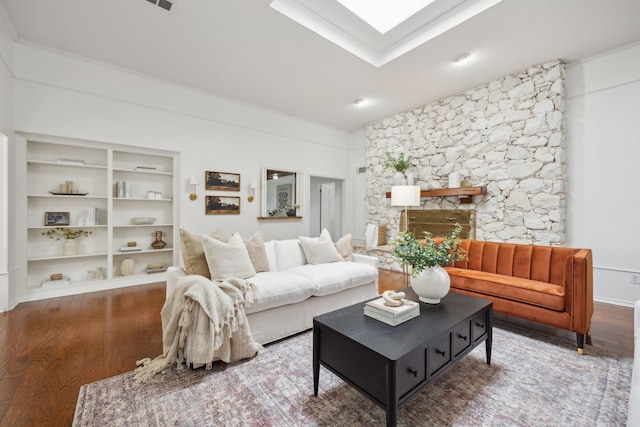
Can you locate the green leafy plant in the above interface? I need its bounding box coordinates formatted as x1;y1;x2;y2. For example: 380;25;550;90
391;224;466;277
383;152;412;173
42;227;92;240
285;203;300;210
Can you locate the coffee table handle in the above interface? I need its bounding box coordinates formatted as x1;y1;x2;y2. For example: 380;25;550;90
407;368;418;377
436;349;446;357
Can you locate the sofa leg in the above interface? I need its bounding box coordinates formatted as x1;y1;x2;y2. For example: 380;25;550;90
577;333;585;355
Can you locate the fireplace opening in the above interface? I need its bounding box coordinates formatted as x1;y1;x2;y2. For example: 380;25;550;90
405;210;475;240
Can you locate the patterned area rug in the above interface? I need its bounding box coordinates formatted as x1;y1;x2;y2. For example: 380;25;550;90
73;320;632;426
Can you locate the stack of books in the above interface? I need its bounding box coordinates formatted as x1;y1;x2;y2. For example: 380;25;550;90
119;246;142;252
364;297;420;326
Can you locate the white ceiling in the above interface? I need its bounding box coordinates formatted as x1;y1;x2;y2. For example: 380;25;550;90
1;0;640;133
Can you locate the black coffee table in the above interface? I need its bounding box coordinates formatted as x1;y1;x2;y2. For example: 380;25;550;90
313;289;492;427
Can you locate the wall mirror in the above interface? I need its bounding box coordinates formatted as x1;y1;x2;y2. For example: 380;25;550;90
261;168;302;218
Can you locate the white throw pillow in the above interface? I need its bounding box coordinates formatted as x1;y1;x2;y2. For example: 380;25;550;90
274;239;307;271
319;228;353;261
299;235;344;265
202;233;256;280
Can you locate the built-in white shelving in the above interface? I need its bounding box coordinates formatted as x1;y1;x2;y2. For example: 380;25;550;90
24;136;180;300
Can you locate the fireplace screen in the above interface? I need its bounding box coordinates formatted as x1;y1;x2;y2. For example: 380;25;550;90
406;210;475;240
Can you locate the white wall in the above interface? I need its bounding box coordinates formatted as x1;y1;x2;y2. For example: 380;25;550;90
0;8;15;311
6;42;366;305
12;42;358;239
565;42;640;306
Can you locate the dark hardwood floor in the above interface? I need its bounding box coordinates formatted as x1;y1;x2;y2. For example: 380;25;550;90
0;271;634;426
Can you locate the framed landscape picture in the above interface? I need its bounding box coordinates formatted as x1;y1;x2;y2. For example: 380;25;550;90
45;211;70;226
206;196;240;215
205;171;240;191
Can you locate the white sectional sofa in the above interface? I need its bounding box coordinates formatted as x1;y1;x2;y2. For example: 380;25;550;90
168;229;379;345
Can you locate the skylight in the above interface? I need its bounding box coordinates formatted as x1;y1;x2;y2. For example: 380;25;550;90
336;0;435;34
270;0;504;67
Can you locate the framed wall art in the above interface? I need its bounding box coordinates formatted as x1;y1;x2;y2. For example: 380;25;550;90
205;171;240;191
277;184;292;212
45;211;70;226
206;196;240;215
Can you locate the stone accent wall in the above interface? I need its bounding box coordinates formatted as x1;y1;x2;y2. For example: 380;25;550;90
365;61;566;269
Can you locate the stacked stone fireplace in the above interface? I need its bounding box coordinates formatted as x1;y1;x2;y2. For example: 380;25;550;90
360;61;567;271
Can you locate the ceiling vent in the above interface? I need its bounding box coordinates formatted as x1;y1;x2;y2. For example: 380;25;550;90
146;0;174;12
357;166;366;174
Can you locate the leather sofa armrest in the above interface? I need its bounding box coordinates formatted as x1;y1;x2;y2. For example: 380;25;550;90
570;249;593;334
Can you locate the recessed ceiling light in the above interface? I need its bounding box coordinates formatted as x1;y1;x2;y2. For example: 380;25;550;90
336;0;435;34
353;98;364;105
454;53;471;63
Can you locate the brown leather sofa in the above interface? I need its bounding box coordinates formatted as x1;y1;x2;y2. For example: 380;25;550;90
439;239;593;354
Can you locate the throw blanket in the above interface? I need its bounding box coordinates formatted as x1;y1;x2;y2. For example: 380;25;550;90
134;275;262;383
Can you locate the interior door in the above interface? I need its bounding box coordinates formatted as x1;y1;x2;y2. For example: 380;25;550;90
320;182;337;237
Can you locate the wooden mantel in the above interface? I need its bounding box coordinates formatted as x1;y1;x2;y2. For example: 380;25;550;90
385;186;486;204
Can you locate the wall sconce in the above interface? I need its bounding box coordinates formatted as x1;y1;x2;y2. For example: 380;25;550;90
189;173;200;201
248;180;258;202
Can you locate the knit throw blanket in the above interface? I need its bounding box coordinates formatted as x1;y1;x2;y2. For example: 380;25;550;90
134;275;262;383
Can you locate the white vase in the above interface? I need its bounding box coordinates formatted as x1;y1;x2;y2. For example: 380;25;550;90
120;258;135;276
63;239;78;256
411;265;451;304
392;171;405;185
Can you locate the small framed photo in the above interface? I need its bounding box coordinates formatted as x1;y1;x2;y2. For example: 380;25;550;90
45;212;70;226
205;171;240;191
206;196;240;215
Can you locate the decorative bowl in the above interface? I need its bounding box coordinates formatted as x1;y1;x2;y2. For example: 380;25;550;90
131;217;156;225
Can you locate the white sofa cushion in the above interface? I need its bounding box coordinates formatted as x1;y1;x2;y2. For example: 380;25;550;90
275;239;307;271
287;261;378;297
264;240;277;271
202;233;256;280
245;271;317;314
299;235;343;264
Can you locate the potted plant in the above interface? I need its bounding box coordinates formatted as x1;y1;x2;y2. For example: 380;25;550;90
391;224;466;304
383;152;413;185
42;227;92;256
285;203;300;217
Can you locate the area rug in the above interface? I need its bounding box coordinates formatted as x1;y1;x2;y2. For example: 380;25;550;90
73;320;632;426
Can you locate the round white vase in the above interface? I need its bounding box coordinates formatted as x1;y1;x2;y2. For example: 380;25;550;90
63;239;78;256
392;171;405;185
120;258;135;276
411;265;450;304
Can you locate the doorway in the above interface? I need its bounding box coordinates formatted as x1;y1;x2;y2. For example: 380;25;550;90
309;176;343;238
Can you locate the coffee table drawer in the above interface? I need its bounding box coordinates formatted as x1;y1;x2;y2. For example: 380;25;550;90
428;333;452;376
398;348;427;397
472;312;489;342
453;322;471;356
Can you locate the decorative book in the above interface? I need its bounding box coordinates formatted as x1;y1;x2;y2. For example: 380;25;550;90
365;297;419;318
364;295;420;326
364;305;420;326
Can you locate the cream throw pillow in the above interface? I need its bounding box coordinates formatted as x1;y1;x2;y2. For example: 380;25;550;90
334;233;354;261
319;228;354;261
244;231;270;272
180;228;227;278
299;235;343;265
202;233;256;280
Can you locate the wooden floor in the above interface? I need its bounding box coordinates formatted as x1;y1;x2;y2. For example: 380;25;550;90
0;272;635;426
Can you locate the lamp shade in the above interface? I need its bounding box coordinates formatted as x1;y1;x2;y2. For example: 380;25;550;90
189;174;200;186
391;185;421;206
